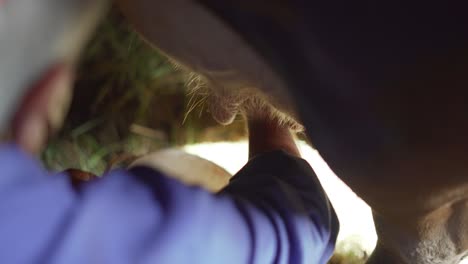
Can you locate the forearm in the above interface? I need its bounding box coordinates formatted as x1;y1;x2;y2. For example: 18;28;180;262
223;150;339;264
0;144;337;264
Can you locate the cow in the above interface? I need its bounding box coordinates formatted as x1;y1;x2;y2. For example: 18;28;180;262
116;1;468;263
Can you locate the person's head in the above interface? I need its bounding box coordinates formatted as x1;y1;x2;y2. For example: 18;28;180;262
0;0;108;153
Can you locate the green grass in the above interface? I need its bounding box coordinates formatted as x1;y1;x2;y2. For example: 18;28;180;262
42;8;207;174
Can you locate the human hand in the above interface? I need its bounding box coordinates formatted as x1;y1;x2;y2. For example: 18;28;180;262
247;115;300;159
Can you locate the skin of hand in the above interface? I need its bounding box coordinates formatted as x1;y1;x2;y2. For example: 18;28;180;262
247;116;300;159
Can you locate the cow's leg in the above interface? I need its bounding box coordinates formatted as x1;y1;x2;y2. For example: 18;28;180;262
366;242;405;264
369;200;468;264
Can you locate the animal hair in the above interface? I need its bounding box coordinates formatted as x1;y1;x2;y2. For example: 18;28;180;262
184;71;304;131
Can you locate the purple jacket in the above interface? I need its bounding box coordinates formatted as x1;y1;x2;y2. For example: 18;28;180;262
0;145;338;264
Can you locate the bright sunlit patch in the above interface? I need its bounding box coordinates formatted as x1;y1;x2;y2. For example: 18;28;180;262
185;141;378;255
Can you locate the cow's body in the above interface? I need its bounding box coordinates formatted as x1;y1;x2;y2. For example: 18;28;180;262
117;1;468;263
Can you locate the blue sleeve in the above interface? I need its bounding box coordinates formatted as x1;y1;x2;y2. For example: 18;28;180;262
0;145;338;264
